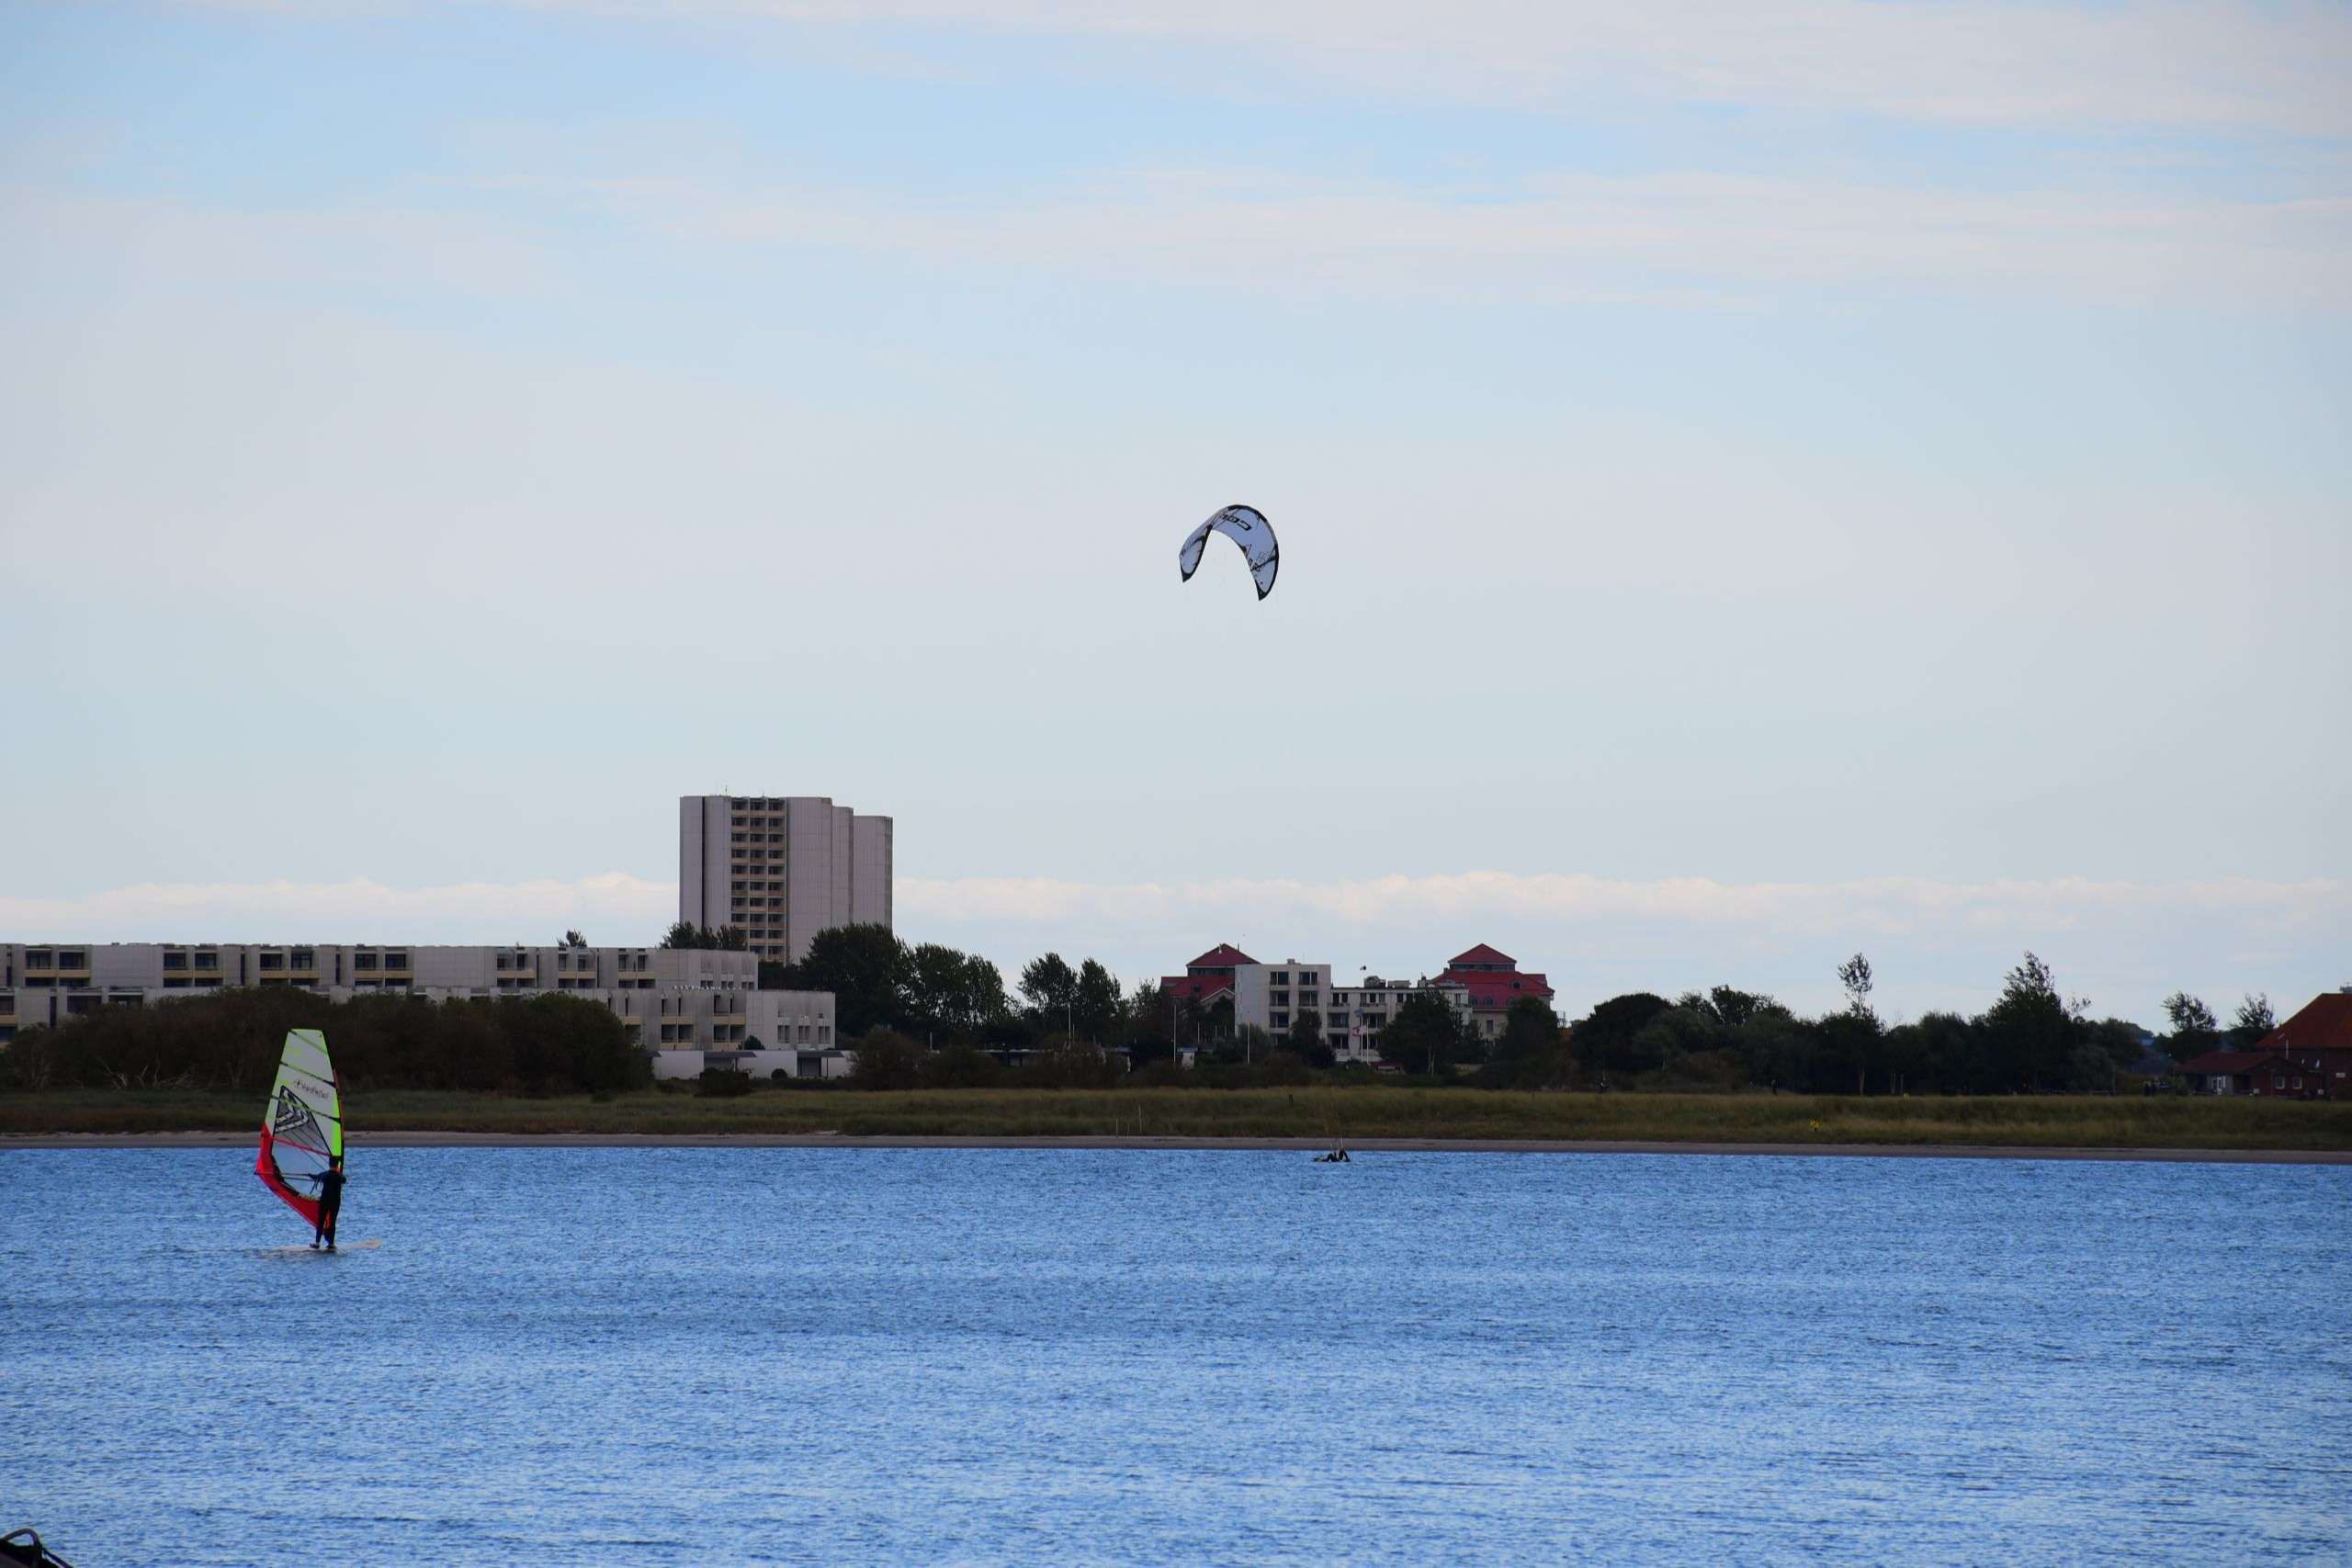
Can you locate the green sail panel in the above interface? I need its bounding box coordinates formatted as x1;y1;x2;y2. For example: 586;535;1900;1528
255;1029;341;1226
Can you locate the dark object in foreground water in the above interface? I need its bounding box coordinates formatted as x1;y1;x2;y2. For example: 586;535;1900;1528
2;1528;77;1567
1315;1148;1351;1163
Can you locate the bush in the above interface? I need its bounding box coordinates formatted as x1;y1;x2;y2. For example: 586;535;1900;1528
1252;1051;1313;1087
695;1067;754;1098
849;1029;924;1091
922;1043;1003;1089
1013;1038;1118;1089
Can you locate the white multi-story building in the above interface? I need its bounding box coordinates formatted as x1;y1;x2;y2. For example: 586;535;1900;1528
0;942;835;1065
1223;958;1472;1064
678;795;892;963
1324;976;1472;1062
1232;960;1331;1045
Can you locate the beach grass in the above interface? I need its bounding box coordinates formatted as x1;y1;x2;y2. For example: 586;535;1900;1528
3;1085;2348;1149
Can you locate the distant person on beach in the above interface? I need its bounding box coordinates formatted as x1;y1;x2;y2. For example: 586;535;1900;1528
305;1156;345;1250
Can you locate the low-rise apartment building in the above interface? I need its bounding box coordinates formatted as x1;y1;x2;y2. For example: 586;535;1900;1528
0;942;835;1063
1163;940;1547;1062
1324;976;1473;1062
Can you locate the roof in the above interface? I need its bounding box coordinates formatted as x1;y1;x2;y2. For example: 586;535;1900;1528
1159;974;1236;1006
2177;1051;2291;1075
1440;970;1555;1010
1448;943;1517;968
2260;992;2352;1054
1183;943;1257;972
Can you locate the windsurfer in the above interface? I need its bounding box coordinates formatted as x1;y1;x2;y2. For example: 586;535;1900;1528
306;1156;346;1250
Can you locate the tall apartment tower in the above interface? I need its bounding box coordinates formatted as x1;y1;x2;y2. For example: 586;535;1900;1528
678;795;893;963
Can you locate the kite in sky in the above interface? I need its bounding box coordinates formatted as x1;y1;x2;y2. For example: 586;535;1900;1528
1178;504;1279;600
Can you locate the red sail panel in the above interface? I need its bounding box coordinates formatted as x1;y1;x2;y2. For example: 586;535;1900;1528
256;1126;323;1226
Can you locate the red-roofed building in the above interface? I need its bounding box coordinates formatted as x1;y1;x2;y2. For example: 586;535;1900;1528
2177;1050;2310;1097
1435;944;1555;1045
1159;944;1256;1010
2253;989;2352;1098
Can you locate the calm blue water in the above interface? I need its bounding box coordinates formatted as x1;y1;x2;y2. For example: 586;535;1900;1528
3;1148;2347;1565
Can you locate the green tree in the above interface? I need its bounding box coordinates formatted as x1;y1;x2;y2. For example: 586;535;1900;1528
1378;993;1472;1075
1494;995;1561;1061
562;929;587;950
2233;993;2276;1046
1019;953;1079;1028
958;955;1012;1039
1074;959;1125;1042
1286;1007;1333;1068
661;921;745;952
1833;953;1883;1092
1980;951;2075;1091
1708;986;1777;1029
1569;993;1671;1083
906;942;975;1042
797;924;910;1039
2162;991;2221;1062
1126;981;1173;1066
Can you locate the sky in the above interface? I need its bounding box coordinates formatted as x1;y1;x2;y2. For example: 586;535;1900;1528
1;0;2346;1025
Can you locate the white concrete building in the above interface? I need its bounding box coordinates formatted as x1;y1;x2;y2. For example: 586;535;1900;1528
0;942;836;1066
1325;977;1473;1063
1201;956;1475;1064
678;795;892;963
1231;960;1332;1046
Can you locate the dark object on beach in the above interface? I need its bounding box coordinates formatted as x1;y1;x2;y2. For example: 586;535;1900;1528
2;1528;78;1567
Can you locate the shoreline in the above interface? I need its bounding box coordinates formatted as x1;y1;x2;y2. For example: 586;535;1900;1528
4;1131;2347;1163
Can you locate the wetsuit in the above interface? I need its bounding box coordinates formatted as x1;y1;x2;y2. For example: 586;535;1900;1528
309;1166;345;1249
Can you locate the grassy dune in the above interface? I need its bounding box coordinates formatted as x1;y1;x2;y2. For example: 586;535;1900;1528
4;1086;2349;1149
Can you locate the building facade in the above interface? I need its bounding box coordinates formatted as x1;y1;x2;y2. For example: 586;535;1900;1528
1434;944;1555;1044
2252;988;2352;1098
1325;976;1472;1063
0;942;835;1064
678;795;893;963
1159;942;1480;1063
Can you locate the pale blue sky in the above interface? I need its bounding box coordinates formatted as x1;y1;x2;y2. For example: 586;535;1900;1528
2;0;2346;1021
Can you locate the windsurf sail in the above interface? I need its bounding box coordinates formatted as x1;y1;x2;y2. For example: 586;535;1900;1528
256;1028;342;1227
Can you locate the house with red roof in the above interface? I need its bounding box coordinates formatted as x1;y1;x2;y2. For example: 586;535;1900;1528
1159;943;1255;1010
1434;944;1555;1046
2177;1050;2305;1097
2247;988;2352;1099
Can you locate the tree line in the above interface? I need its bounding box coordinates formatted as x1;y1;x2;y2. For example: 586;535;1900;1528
1555;953;2275;1096
752;924;1171;1054
0;987;648;1096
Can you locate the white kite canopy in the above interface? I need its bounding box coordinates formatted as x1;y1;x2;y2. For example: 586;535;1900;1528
1178;504;1278;600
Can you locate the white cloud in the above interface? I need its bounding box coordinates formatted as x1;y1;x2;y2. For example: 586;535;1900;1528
0;874;675;943
543;166;2349;307
901;870;2346;937
38;164;2326;314
475;0;2352;136
14;869;2336;943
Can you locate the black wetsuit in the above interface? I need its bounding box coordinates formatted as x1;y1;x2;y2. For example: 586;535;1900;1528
310;1167;345;1248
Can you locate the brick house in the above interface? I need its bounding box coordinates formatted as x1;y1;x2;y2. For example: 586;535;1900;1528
2177;1050;2307;1097
2252;990;2352;1100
